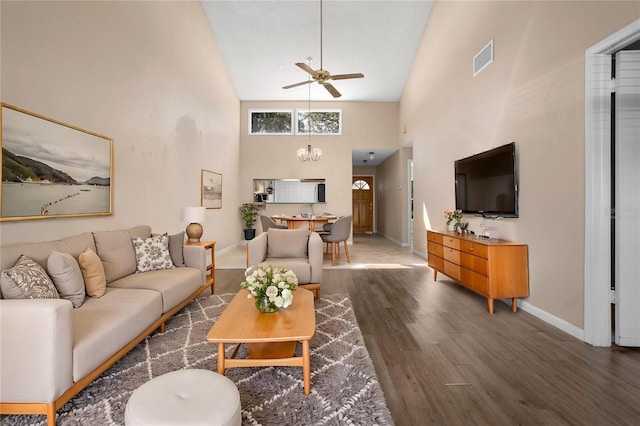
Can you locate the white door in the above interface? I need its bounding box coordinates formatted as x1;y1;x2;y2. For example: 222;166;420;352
614;51;640;346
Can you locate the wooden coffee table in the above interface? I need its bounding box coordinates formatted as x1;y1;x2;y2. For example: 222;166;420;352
206;288;316;394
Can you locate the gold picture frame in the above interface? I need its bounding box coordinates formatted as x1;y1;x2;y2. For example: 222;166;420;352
201;169;222;209
1;103;114;221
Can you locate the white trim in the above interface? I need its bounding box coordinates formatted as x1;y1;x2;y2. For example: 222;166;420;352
519;300;585;342
584;18;640;347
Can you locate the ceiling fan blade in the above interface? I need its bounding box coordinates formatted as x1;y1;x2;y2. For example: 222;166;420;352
323;82;342;98
283;80;313;90
330;73;364;80
295;62;317;76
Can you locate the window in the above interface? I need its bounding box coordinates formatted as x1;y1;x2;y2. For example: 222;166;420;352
296;109;342;135
249;110;294;135
352;180;370;190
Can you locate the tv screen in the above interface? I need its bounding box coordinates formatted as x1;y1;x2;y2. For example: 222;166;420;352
454;142;518;217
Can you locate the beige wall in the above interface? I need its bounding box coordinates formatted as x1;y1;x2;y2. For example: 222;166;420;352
239;101;398;237
401;1;640;328
0;1;241;250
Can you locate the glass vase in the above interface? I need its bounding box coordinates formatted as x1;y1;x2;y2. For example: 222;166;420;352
255;295;279;313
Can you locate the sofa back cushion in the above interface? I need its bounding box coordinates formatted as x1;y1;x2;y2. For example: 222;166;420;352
0;232;96;273
267;228;309;258
93;225;151;284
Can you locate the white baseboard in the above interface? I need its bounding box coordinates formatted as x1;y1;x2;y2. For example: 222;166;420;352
517;300;586;342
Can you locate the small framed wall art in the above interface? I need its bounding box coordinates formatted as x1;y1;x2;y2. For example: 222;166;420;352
1;103;114;221
201;169;222;209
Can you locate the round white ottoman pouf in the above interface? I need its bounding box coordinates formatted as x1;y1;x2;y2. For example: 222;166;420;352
125;369;241;426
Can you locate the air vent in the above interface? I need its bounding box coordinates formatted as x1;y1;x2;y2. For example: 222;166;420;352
473;39;494;76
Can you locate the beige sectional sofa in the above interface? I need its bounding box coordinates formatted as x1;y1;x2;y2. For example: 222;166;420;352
0;225;212;426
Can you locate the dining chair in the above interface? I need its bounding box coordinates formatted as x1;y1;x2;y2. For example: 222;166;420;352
260;215;287;233
320;215;352;266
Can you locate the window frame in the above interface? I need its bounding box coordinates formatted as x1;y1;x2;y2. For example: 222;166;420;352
248;109;295;135
295;108;342;136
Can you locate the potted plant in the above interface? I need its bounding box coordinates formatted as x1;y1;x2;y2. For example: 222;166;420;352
240;202;264;240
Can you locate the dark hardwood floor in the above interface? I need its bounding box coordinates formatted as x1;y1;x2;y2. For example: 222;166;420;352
215;233;640;425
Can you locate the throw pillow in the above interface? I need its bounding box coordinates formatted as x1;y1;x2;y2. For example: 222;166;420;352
132;234;175;273
78;248;107;297
267;228;310;258
168;232;186;267
0;255;60;299
47;251;86;308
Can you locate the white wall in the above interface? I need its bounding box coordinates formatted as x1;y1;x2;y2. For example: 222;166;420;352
401;0;640;328
1;1;242;251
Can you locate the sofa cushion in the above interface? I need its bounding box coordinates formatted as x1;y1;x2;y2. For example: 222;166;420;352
108;267;202;313
168;232;186;267
263;258;311;283
47;251;86;308
0;232;96;273
0;255;60;299
72;287;162;381
267;228;310;259
79;248;106;298
93;225;151;283
132;235;175;273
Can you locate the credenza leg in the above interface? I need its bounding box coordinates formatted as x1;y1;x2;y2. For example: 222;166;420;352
487;298;494;314
433;270;438;281
512;297;518;312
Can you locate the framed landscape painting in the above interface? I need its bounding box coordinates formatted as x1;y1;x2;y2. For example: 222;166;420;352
201;169;222;209
1;103;114;221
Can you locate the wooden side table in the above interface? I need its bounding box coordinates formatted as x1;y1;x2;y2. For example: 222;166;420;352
185;241;216;294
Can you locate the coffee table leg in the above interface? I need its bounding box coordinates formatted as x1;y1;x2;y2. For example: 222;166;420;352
302;340;311;395
217;343;225;374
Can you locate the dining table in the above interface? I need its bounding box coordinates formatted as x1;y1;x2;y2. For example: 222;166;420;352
270;215;337;232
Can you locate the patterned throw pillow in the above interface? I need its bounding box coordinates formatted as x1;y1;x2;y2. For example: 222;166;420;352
0;255;60;299
132;235;175;273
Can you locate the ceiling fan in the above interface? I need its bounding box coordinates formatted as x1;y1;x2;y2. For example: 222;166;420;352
282;0;364;98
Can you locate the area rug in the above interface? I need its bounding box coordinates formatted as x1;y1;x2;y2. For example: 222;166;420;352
2;294;393;426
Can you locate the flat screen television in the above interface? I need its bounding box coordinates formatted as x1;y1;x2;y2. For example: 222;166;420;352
454;142;518;217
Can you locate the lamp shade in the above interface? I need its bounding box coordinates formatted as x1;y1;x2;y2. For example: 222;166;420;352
181;206;206;223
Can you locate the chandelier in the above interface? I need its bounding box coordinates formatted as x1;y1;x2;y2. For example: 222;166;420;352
298;58;322;162
298;144;322;162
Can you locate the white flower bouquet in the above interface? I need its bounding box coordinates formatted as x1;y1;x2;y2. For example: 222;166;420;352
241;263;298;312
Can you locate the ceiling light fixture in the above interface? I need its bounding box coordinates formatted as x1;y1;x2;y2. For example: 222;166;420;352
369;152;375;160
298;57;322;162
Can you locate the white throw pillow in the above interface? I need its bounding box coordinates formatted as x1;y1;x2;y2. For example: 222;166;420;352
47;251;86;308
132;234;175;273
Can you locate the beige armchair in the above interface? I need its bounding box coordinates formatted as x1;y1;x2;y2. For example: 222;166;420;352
246;228;323;298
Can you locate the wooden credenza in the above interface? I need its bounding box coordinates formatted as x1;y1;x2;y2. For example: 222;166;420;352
426;230;529;314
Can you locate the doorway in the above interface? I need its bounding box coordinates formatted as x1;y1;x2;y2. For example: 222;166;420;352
352;176;374;233
584;18;640;347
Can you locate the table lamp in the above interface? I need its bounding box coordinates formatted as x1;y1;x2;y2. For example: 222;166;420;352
181;206;206;242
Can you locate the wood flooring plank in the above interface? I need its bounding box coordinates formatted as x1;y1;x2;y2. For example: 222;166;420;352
217;233;640;426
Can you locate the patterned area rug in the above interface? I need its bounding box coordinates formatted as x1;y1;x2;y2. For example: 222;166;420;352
2;294;393;425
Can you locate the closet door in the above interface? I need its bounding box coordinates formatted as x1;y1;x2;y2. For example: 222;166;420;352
614;51;640;346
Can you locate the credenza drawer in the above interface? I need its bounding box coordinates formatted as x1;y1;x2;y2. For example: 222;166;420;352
459;252;488;275
443;247;460;264
460;268;489;295
427;241;444;258
427;231;443;244
443;236;460;250
428;255;444;272
444;261;461;281
459;240;487;258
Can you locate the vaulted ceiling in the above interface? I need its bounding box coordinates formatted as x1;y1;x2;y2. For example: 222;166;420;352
201;0;434;102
